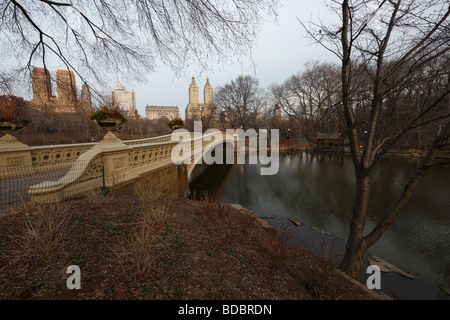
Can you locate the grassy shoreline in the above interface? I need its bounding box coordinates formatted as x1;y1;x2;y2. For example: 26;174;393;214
0;186;378;300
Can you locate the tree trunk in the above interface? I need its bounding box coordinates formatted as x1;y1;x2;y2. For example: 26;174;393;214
339;174;371;279
340;234;368;280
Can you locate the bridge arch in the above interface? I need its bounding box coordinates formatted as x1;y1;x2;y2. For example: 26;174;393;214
187;139;235;181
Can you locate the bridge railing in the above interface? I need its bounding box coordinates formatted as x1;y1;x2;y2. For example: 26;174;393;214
0;159;103;213
27;147;105;204
0;134;175;176
30;143;96;170
0;131;236;206
123;134;173;146
128;141;176;169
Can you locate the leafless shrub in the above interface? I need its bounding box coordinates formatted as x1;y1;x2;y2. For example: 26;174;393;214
260;223;292;274
198;197;232;223
135;181;173;228
195;199;237;245
11;201;72;264
141;203;173;229
304;257;342;300
303;240;345;300
315;239;342;267
85;188;108;208
236;211;256;235
112;181;168;278
116;225;159;277
134;181;164;208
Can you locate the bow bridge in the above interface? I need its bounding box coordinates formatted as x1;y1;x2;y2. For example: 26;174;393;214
0;130;237;208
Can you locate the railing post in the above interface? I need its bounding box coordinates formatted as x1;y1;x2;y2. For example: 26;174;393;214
92;131;131;188
0;134;34;178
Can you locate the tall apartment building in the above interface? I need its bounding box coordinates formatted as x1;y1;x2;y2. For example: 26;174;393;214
56;70;77;112
185;77;217;121
145;106;179;121
112;84;136;115
31;68;52;107
30;67;91;113
81;83;92;110
56;70;76;103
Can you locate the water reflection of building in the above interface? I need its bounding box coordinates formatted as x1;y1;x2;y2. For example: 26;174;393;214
285;156;291;168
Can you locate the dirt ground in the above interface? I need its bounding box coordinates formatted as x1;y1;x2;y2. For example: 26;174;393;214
0;190;376;300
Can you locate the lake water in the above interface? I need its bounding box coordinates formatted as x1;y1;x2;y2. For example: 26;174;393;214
189;150;450;300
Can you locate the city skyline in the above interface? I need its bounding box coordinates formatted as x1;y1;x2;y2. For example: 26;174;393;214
30;67;91;113
132;0;336;119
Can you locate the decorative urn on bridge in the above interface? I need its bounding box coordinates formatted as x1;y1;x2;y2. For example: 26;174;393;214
89;105;128;132
0;122;19;135
0;117;32;143
88;105;128;143
165;117;184;131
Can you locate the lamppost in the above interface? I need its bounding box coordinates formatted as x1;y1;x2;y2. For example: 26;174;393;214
360;130;367;150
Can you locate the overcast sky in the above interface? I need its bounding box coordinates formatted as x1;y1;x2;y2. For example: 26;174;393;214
131;0;338;119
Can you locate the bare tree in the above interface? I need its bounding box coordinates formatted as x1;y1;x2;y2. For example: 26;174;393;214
199;104;219;132
0;0;278;99
303;0;450;279
215;74;265;130
271;61;343;140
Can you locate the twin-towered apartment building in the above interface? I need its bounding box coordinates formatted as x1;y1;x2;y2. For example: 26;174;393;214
8;67;136;117
0;67;92;114
31;68;138;117
31;68;92;112
184;77;217;121
145;77;217;122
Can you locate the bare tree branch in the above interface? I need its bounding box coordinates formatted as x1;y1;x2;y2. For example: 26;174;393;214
0;0;279;100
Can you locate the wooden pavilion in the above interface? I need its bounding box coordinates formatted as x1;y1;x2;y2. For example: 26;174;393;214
316;132;347;151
